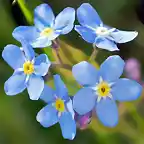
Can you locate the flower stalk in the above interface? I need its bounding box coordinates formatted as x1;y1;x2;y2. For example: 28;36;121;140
89;44;98;62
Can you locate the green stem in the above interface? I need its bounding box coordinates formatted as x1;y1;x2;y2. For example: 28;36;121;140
51;39;63;64
51;62;71;70
89;44;98;62
17;0;33;25
54;48;63;64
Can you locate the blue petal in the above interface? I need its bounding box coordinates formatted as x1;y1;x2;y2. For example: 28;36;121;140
66;99;75;119
34;54;51;76
21;41;35;61
34;4;55;30
95;98;118;127
2;45;25;70
112;78;142;102
103;24;117;31
72;61;99;86
12;26;39;44
54;7;75;34
54;75;68;101
100;55;125;82
95;37;119;51
111;30;138;43
36;104;58;127
59;112;76;140
40;85;55;103
75;25;96;43
73;88;96;115
77;3;102;28
27;74;44;100
47;32;60;41
4;71;26;95
31;36;52;48
34;54;50;65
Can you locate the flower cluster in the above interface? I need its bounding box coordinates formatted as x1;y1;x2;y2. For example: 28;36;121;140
2;3;142;140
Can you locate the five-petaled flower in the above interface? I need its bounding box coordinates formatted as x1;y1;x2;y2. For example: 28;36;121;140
37;75;76;140
72;55;142;127
12;3;75;48
2;41;51;100
75;3;138;51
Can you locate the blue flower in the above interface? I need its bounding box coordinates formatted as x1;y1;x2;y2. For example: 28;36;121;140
75;3;138;51
37;75;76;140
72;55;142;127
2;41;51;100
12;3;75;48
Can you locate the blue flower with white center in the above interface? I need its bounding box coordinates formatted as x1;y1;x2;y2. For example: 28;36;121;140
2;41;51;100
37;75;76;140
72;55;142;127
12;3;75;48
75;3;138;51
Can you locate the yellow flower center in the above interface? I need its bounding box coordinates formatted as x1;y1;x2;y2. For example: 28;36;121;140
97;81;111;97
55;99;65;112
40;28;54;37
23;61;34;75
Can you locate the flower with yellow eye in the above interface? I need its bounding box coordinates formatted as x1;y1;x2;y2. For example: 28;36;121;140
23;61;34;75
72;55;142;127
75;3;138;51
37;75;76;140
12;3;75;48
2;42;51;100
92;77;113;102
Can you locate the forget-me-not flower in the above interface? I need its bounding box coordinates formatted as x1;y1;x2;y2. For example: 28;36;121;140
72;55;142;127
75;3;138;51
2;41;51;100
37;75;76;140
12;3;75;48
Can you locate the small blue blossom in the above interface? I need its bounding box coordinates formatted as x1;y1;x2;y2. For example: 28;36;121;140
72;55;142;127
2;41;51;100
12;3;75;48
37;75;76;140
75;3;138;51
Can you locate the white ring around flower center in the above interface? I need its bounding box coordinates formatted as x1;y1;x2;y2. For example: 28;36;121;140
91;77;113;102
95;27;109;36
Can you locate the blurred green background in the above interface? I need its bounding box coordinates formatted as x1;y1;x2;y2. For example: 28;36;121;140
1;0;144;144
